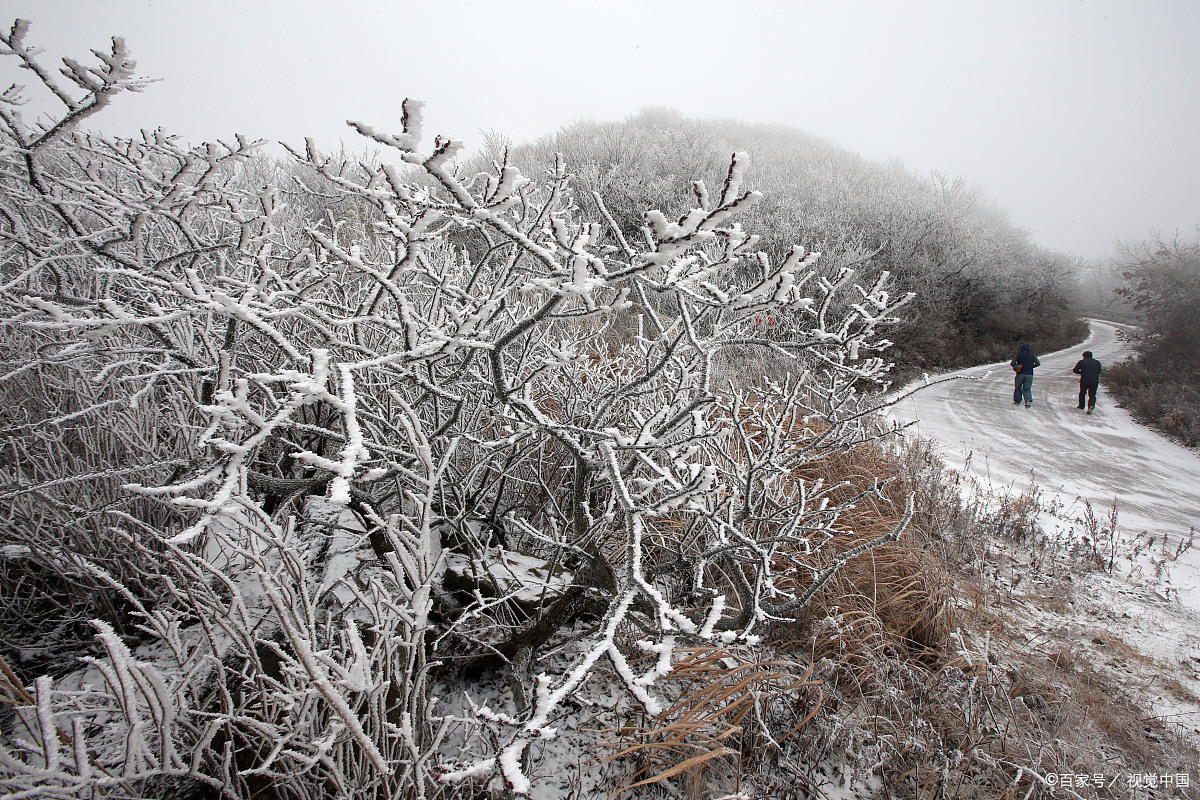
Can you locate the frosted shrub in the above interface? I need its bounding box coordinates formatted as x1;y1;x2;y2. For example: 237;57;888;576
0;20;914;797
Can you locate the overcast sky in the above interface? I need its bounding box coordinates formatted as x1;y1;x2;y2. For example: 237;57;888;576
3;0;1198;261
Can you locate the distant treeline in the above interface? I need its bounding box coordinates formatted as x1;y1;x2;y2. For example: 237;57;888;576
494;109;1087;380
1106;232;1200;446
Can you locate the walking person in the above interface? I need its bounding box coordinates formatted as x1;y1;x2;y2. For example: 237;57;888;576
1073;350;1102;414
1011;343;1040;408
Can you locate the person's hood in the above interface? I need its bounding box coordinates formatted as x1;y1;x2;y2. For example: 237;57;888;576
1019;343;1030;353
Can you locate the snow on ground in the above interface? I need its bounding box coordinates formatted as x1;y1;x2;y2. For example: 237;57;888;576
889;320;1200;747
890;321;1200;553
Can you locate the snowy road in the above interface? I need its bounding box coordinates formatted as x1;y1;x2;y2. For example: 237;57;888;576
890;322;1200;738
890;320;1200;548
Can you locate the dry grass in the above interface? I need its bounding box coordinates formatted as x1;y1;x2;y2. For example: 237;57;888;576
777;440;956;667
998;635;1200;793
726;395;955;664
601;646;821;798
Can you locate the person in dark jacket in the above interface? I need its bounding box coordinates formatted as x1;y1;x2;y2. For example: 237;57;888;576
1073;350;1102;413
1010;343;1040;408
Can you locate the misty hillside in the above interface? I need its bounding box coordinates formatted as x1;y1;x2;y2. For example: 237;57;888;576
498;109;1087;379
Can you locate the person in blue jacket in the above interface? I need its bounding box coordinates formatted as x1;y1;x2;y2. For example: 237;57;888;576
1010;343;1040;408
1073;350;1102;413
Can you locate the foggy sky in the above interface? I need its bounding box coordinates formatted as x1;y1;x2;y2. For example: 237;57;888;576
3;0;1198;262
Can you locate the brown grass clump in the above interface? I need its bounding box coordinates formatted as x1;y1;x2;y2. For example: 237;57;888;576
776;440;955;669
723;395;955;667
601;647;821;798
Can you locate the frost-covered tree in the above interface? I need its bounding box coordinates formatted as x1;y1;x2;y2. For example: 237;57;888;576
1105;231;1200;444
0;20;914;798
1115;230;1200;379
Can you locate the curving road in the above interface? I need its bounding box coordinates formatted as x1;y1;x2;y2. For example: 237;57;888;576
888;320;1200;545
